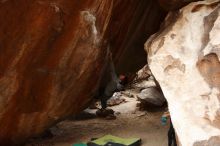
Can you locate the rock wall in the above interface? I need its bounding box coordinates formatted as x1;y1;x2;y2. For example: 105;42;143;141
0;0;165;145
146;0;220;145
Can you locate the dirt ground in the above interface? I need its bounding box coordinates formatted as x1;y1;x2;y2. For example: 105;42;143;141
26;90;169;146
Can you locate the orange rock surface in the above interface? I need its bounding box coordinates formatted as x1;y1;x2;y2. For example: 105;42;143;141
0;0;165;145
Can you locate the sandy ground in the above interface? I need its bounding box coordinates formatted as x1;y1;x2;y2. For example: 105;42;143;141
26;90;169;146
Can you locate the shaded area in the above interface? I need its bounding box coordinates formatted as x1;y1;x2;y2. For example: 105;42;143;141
158;0;201;11
108;0;166;74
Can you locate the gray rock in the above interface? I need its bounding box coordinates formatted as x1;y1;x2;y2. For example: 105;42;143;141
138;87;165;106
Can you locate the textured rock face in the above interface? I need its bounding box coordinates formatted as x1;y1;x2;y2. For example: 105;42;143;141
146;0;220;145
0;0;165;145
0;1;109;145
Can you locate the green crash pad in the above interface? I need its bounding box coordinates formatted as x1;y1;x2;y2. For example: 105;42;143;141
87;135;141;146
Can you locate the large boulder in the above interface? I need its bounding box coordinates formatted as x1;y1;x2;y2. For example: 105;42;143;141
0;0;165;145
145;0;220;145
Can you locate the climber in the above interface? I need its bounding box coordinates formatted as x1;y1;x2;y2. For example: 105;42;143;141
161;110;177;146
99;74;127;110
94;47;127;118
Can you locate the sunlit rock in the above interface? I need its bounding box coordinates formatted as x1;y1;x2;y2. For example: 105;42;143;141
146;0;220;145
